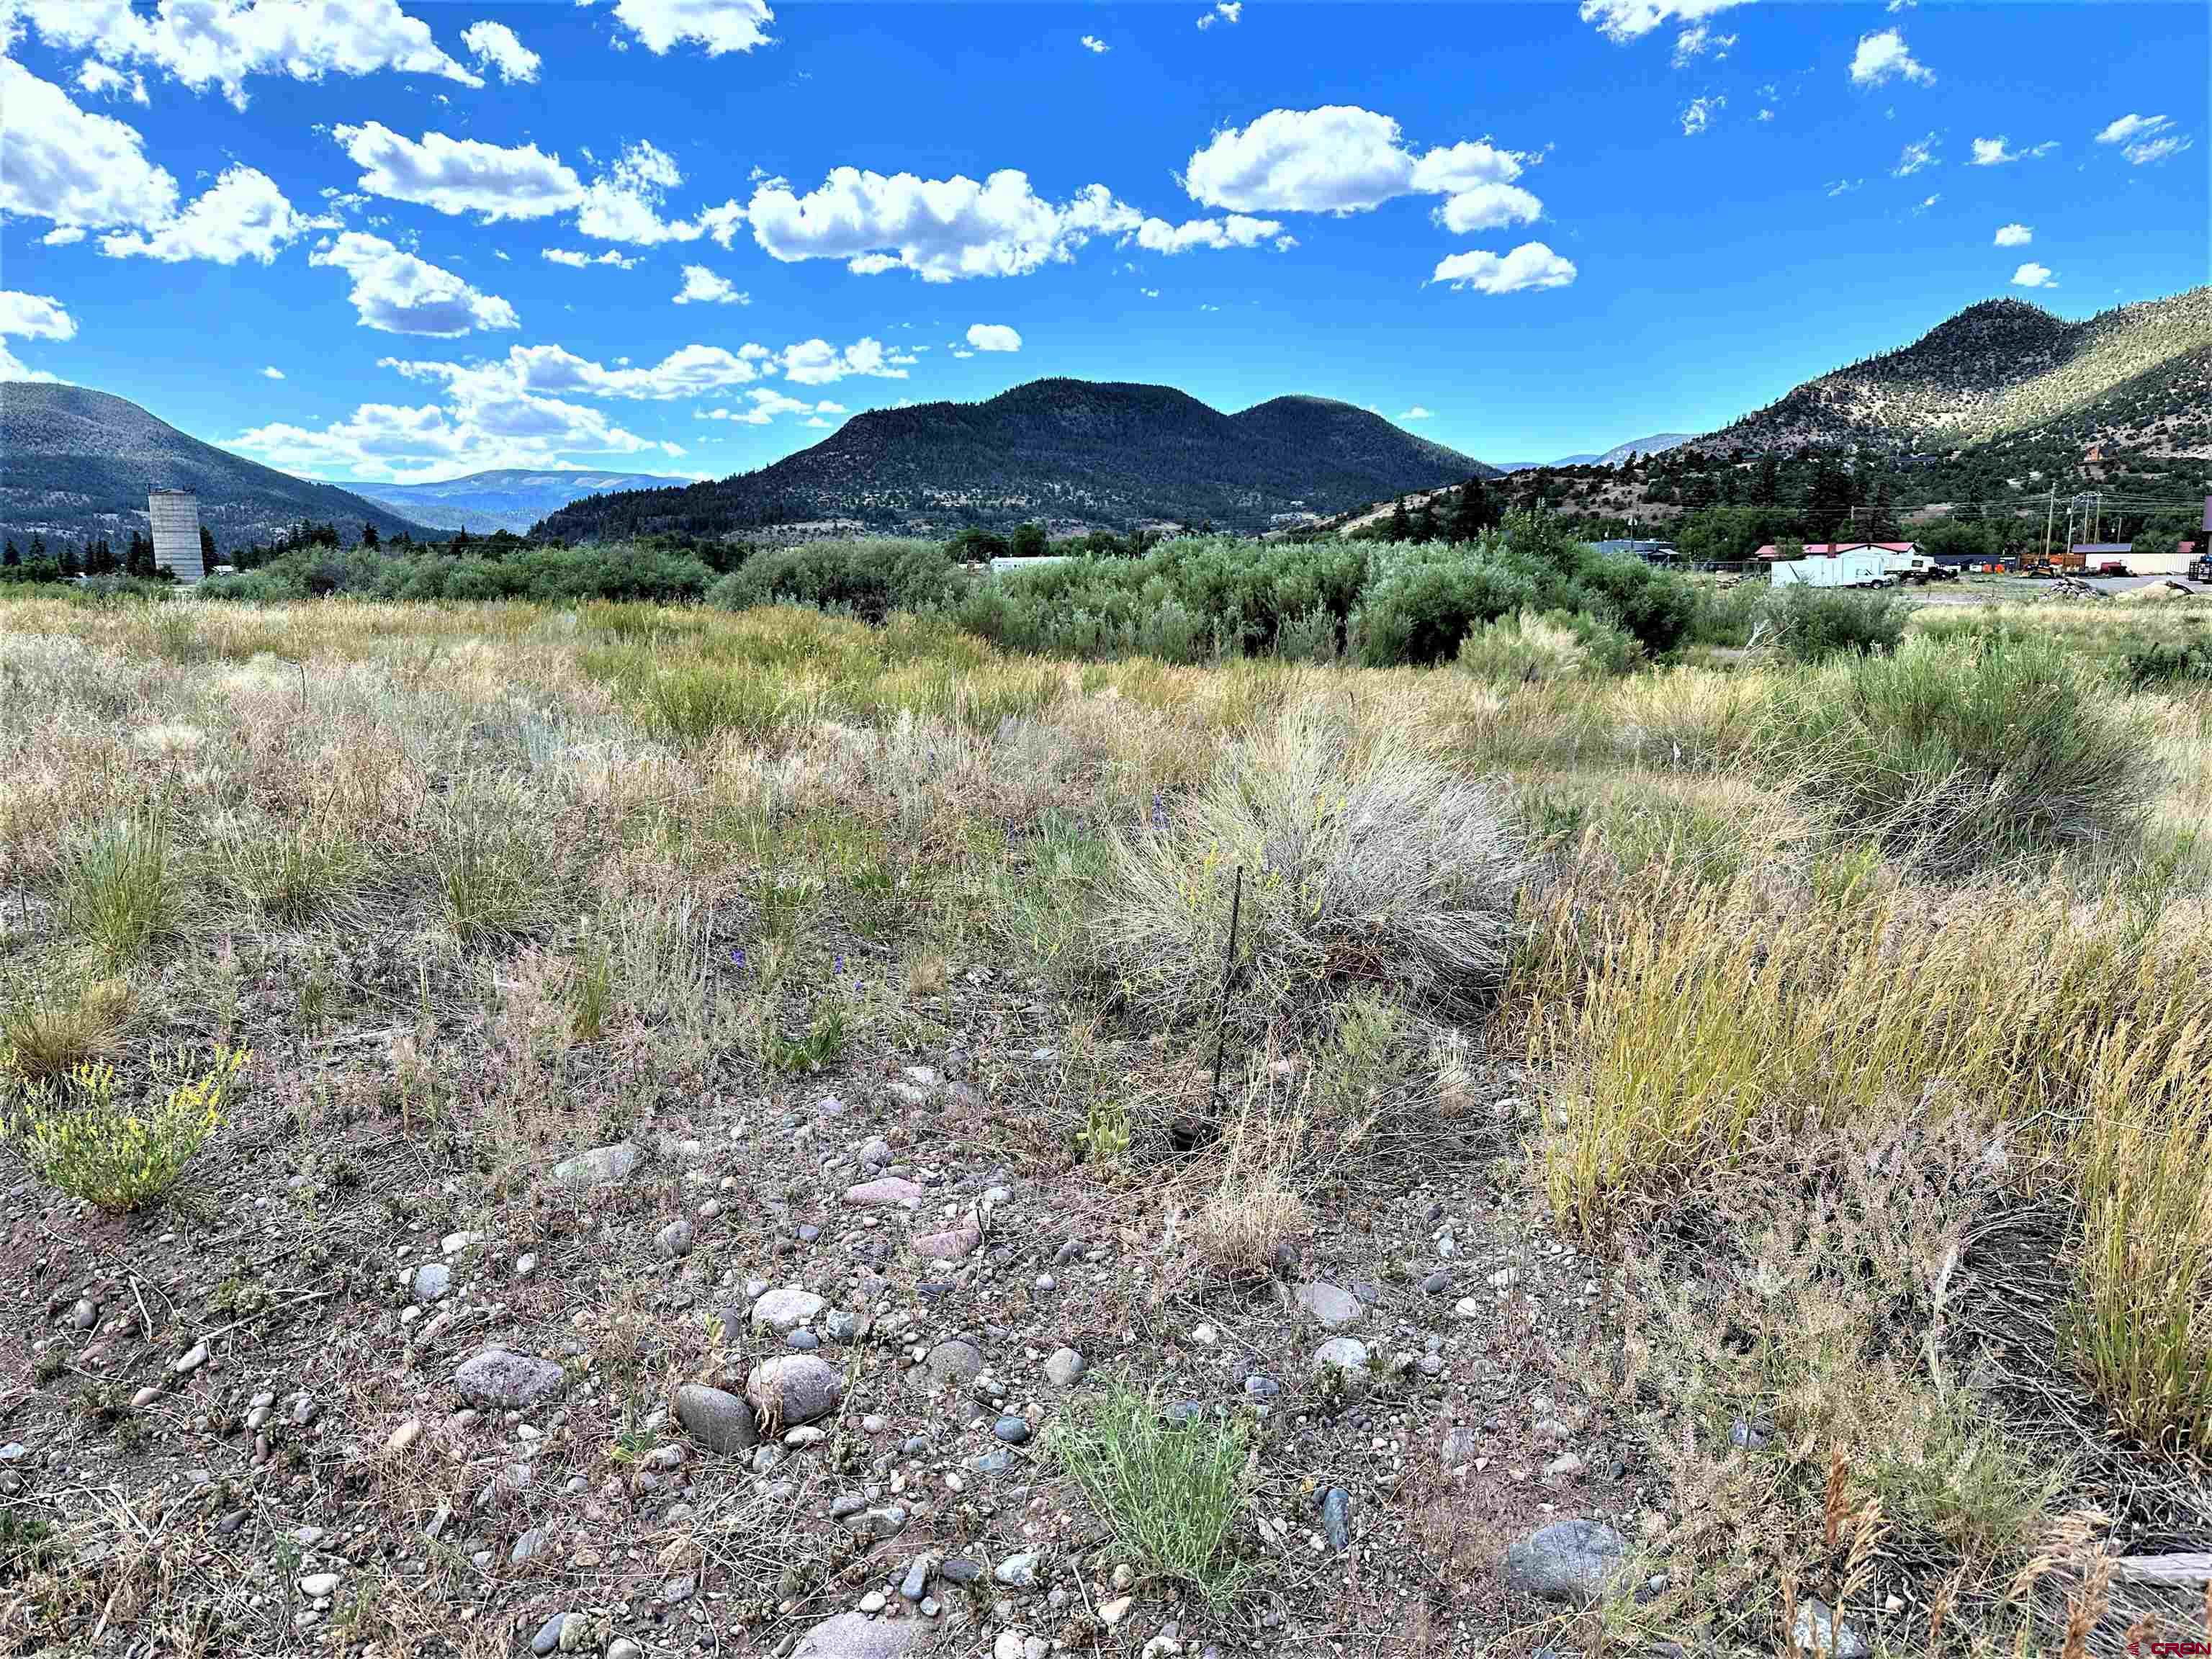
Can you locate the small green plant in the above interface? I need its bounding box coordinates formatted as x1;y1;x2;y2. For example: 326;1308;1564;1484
58;817;176;968
1050;1372;1252;1607
765;999;848;1074
22;1046;250;1212
571;928;615;1041
1074;1095;1132;1168
0;1506;56;1580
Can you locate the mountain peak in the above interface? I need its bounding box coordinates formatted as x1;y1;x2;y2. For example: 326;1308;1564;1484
1697;283;2212;455
1;380;432;549
541;376;1495;542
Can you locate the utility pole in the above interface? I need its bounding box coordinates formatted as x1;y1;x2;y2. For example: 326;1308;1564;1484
2041;486;2056;563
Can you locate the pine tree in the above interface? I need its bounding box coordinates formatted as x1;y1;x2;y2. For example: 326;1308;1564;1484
1411;498;1437;542
1386;498;1411;541
58;541;81;578
199;525;217;567
361;521;380;550
1447;477;1489;542
1;539;17;567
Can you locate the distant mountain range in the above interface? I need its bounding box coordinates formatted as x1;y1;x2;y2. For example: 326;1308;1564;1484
336;469;692;536
1496;433;1695;471
1694;288;2212;461
1;382;430;551
538;379;1498;542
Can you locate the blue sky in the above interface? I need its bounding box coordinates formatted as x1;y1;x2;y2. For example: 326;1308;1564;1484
1;0;2204;482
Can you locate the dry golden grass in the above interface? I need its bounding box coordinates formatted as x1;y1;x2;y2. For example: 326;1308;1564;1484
4;582;2209;1659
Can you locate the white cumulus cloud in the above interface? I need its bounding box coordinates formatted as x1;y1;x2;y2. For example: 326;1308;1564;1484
1431;183;1540;232
543;248;639;269
778;337;917;385
1671;22;1735;65
261;365;285;379
1431;242;1576;295
1969;135;2054;166
2;0;482;109
576;141;745;245
76;60;149;104
1993;222;2031;246
1079;33;1107;53
965;323;1022;352
462;20;540;83
99;166;310;264
2011;261;2055;289
1196;1;1240;28
1850;28;1932;86
749;166;1140;280
334;123;583;221
1681;95;1722;136
0;61;179;232
673;265;747;305
1397;406;1434;421
0;288;76;382
1578;0;1750;45
1184;107;1541;235
591;0;774;55
1133;213;1290;253
310;232;521;336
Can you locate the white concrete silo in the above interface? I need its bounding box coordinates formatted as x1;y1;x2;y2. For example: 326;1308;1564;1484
148;489;204;583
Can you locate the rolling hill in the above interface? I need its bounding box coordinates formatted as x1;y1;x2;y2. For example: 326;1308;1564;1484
1695;287;2212;461
0;382;431;552
336;468;692;536
536;379;1497;542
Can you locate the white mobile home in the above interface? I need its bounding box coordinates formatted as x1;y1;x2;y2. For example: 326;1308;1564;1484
1769;548;1892;588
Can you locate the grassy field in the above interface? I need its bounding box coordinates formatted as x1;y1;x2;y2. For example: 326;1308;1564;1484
1;583;2208;1659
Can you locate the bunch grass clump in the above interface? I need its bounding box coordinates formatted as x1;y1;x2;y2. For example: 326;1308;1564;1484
1526;874;2212;1238
1;977;132;1083
20;1047;249;1211
214;822;372;926
1050;1372;1252;1607
58;817;179;968
1762;634;2151;863
2061;1038;2212;1462
1093;701;1521;1031
430;789;553;945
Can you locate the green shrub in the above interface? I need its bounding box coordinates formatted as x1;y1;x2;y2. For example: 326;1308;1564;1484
1457;608;1639;683
2122;639;2212;688
709;539;962;621
1355;541;1537;666
954;518;1696;669
22;1048;248;1211
1762;585;1908;662
1684;579;1765;648
1050;1372;1252;1607
1763;634;2150;861
1094;702;1521;1030
202;542;714;605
